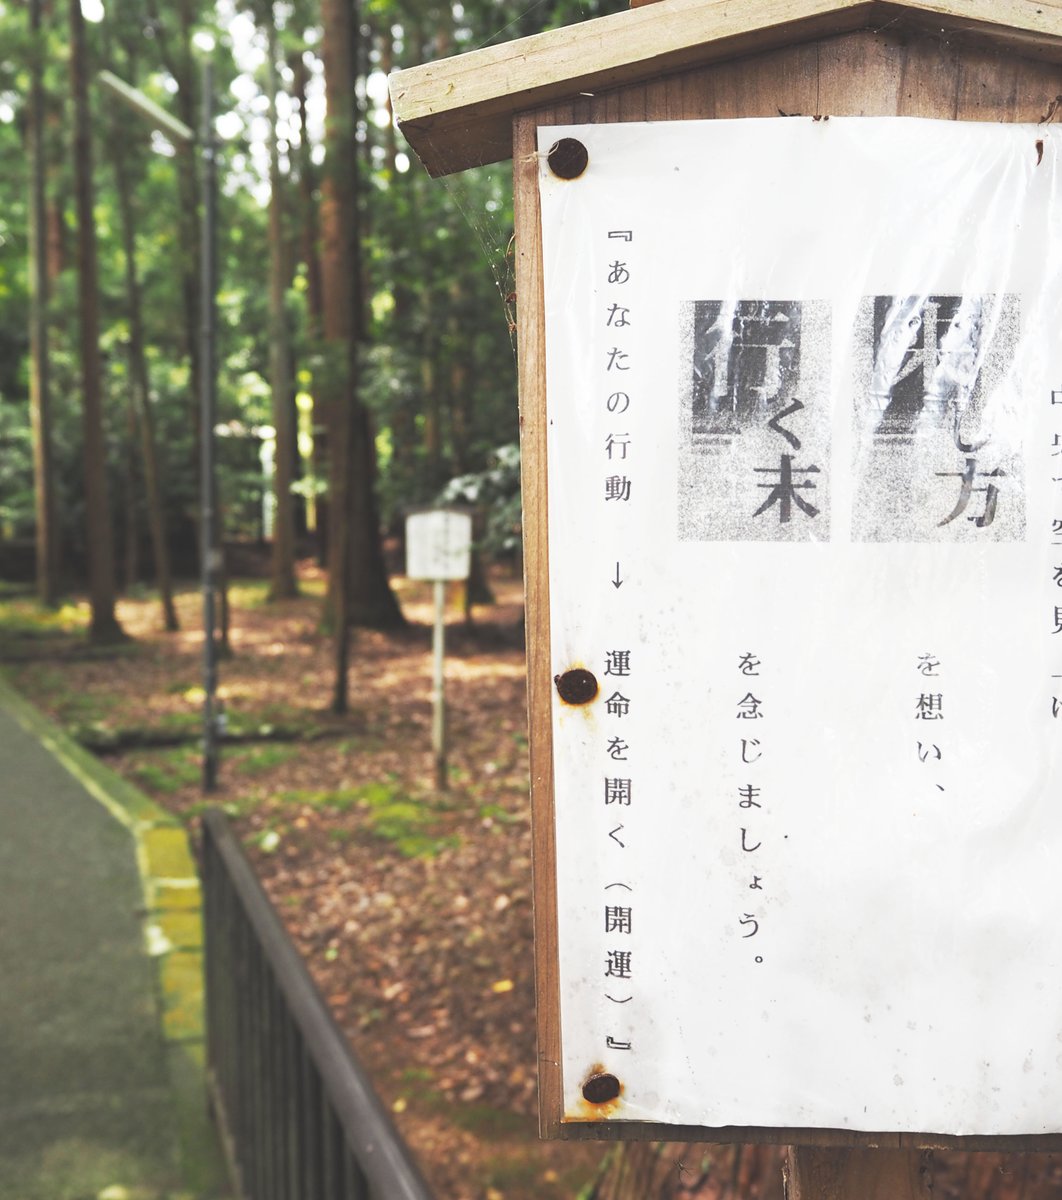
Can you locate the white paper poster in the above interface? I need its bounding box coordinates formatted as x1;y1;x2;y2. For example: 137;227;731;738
539;117;1062;1135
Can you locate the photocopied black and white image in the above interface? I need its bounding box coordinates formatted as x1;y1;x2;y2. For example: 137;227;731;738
678;299;831;542
851;294;1025;542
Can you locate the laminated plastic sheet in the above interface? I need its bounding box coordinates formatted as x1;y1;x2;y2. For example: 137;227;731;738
539;117;1062;1135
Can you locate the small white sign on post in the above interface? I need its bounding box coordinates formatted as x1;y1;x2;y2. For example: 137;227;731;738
406;509;473;583
405;509;473;790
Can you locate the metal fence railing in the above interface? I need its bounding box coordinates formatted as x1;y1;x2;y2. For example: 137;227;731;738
201;808;435;1200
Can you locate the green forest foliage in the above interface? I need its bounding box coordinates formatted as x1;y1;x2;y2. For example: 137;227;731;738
0;0;624;580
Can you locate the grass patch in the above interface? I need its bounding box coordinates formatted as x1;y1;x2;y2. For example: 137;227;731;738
357;781;458;858
164;678;197;696
452;1104;530;1139
268;782;458;858
274;786;360;812
184;794;256;822
478;802;521;825
130;748;201;794
55;690;119;724
399;1066;434;1085
227;581;271;610
147;710;203;736
0;597;88;637
229;744;298;775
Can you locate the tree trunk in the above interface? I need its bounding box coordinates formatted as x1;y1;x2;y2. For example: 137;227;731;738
28;0;59;606
319;0;403;710
266;13;298;600
106;0;183;630
122;387;140;590
110;125;180;631
320;0;357;711
69;0;124;642
291;48;327;562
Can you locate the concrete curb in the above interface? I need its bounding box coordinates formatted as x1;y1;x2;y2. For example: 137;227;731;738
0;671;231;1199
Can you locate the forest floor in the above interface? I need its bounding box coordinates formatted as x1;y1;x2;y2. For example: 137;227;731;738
3;562;1062;1200
1;563;617;1200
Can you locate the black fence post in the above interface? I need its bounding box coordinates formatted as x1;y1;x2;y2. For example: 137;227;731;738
200;810;434;1200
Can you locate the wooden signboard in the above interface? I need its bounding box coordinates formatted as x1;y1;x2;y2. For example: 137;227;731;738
391;0;1062;1173
405;509;473;583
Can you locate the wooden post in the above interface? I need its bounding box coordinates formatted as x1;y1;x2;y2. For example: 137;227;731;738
431;578;447;791
786;1147;933;1199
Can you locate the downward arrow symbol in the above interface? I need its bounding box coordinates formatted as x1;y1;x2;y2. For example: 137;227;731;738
612;563;623;589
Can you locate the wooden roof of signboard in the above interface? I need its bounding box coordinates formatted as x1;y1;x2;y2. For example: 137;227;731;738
388;0;1062;177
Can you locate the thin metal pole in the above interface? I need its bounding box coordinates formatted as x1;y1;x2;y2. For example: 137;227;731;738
200;57;219;792
432;578;447;791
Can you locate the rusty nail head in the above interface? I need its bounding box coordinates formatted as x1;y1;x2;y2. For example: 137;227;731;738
582;1072;621;1104
555;668;599;705
547;137;589;180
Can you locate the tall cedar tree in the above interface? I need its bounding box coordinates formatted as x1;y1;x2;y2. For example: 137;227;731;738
265;10;298;599
320;0;403;711
69;0;124;641
28;0;59;605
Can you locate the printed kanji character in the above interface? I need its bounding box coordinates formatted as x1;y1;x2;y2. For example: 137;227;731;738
604;777;631;805
752;454;821;522
605;906;632;934
605;475;632;502
936;459;1004;528
916;694;944;720
604;650;631;677
605;950;632;979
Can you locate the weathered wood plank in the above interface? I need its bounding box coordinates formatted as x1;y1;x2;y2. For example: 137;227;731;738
390;0;1062;176
523;29;1062;133
787;1148;934;1198
513;112;565;1141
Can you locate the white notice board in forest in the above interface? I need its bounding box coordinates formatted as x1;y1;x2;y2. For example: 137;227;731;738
539;117;1062;1136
